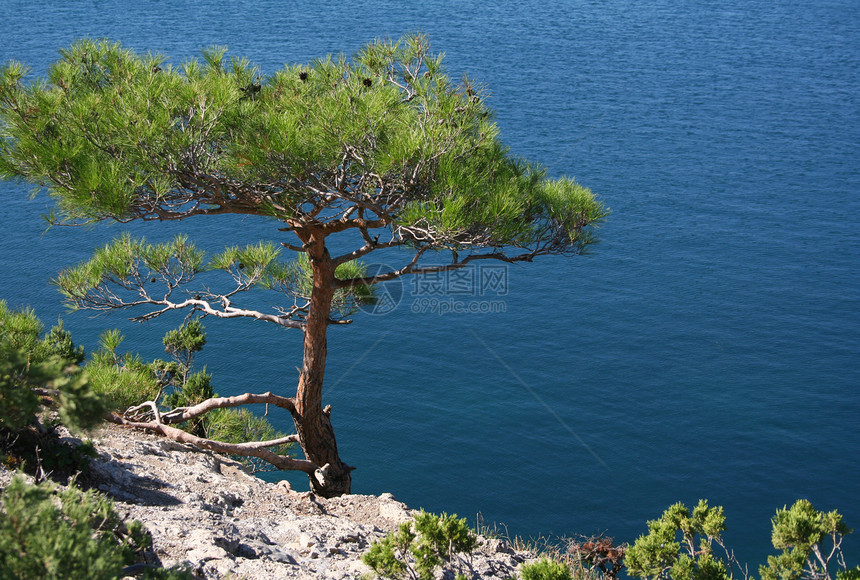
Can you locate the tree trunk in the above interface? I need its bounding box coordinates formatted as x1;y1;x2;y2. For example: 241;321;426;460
293;236;352;497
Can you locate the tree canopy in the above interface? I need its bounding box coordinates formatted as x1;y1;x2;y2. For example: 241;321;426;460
0;35;604;255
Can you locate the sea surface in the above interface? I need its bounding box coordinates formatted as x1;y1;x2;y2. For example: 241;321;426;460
1;0;858;569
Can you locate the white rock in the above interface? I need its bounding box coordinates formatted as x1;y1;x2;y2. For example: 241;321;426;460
51;424;530;580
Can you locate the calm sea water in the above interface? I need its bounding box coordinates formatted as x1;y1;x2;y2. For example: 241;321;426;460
1;0;858;569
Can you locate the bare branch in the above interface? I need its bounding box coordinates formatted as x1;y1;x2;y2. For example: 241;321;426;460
331;238;410;266
230;435;300;449
281;242;307;252
125;400;163;424
159;391;299;424
126;297;305;329
108;413;317;474
334;246;555;289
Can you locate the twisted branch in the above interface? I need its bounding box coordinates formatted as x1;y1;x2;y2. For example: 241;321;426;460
109;390;315;474
109;413;316;474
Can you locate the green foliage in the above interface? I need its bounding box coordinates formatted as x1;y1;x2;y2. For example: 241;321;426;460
2;34;607;495
53;233;205;311
625;500;730;580
521;558;573;580
0;301;43;353
0;424;97;481
0;347;42;430
362;510;478;580
87;330;162;412
0;474;141;579
206;406;273;443
259;252;375;318
0;475;191;579
162;369;212;437
0;301;105;433
87;359;161;411
157;320;294;464
205;406;294;472
759;500;853;580
38;320;85;365
770;500;850;551
363;527;411;578
413;509;480;564
209;242;283;283
165;368;213;408
54;363;106;433
626;500;856;580
90;321;295;469
1;34;605;251
162;318;206;357
162;317;206;386
54;233;376;322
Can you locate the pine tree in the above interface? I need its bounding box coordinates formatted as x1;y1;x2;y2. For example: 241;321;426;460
0;35;606;496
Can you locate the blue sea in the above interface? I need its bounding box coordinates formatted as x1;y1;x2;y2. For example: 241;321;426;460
1;0;857;570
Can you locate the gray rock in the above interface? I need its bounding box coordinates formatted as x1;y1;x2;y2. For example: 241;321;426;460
46;424;533;579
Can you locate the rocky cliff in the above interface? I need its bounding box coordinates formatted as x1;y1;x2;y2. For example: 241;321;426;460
1;424;533;579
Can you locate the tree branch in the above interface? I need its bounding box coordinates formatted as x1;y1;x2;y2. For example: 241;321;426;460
334;247;551;289
108;413;317;474
126;297;305;329
331;238;410;266
159;391;300;424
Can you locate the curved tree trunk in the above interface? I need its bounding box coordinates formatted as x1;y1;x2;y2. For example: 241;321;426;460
293;235;352;497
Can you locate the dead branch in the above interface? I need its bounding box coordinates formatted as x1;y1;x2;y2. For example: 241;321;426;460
158;391;298;424
108;413;316;474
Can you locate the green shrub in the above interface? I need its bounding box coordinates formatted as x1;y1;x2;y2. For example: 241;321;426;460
0;475;151;579
163;368;213;437
87;356;162;412
760;500;853;580
87;330;163;411
206;406;294;471
158;319;295;467
0;347;42;430
363;510;478;580
162;318;206;386
0;426;97;481
521;557;573;580
0;301;104;433
626;499;855;580
624;500;732;580
92;322;296;470
1;302;106;479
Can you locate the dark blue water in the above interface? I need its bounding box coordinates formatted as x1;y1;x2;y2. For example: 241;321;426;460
1;0;858;569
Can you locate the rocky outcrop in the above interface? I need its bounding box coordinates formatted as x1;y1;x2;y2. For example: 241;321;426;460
1;425;532;579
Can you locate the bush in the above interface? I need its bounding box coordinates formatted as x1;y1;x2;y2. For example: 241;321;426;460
0;301;104;433
206;406;294;472
521;558;573;580
1;302;106;479
0;474;191;579
624;500;733;580
626;499;855;580
96;321;296;470
87;330;163;411
362;510;478;580
0;427;97;481
760;500;854;580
